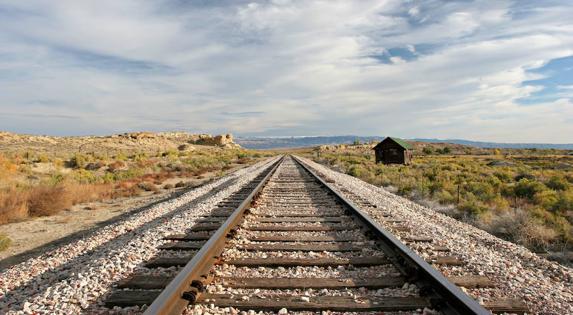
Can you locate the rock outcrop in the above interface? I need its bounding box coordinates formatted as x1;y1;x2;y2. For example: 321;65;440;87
0;131;240;154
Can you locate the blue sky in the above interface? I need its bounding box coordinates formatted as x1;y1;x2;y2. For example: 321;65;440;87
0;0;572;142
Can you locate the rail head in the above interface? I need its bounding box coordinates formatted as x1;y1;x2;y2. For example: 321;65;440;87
143;156;284;315
292;155;489;315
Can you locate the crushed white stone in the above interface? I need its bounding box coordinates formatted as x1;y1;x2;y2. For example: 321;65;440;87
0;157;281;315
298;156;573;314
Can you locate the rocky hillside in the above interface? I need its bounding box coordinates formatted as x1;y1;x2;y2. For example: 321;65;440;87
0;131;240;155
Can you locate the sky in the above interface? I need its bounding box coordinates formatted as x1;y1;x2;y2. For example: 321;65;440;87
0;0;572;143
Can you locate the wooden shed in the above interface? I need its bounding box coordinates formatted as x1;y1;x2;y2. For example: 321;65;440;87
373;137;413;165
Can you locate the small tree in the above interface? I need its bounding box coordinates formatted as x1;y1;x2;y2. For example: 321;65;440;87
422;147;433;155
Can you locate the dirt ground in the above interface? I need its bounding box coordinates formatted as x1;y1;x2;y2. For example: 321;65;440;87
0;165;248;269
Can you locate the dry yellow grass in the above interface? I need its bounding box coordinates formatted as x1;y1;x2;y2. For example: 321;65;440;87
0;183;113;223
0;188;28;224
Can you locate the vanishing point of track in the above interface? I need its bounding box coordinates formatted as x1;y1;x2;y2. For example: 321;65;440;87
105;156;526;314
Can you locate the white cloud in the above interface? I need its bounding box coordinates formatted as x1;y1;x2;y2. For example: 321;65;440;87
0;0;572;142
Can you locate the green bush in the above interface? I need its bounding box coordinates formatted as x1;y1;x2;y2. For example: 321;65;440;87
347;165;365;177
0;233;11;251
69;154;88;169
514;179;546;200
551;190;573;214
546;176;569;191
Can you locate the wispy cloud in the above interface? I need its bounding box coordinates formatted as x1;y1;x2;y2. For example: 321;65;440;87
0;0;572;142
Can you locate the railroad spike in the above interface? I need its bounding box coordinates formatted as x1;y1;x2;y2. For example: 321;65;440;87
181;287;199;303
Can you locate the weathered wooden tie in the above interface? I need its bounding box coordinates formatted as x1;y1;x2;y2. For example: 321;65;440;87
219;277;405;289
158;241;206;250
196;294;429;312
163;232;212;241
222;256;390;267
237;242;364;252
255;217;346;223
247;224;356;232
431;256;465;266
248;235;363;242
145;255;194;268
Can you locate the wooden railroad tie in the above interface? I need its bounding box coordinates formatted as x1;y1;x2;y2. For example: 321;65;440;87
236;243;365;252
431;256;465;266
163;232;213;241
246;224;357;232
105;290;528;313
255;216;346;223
254;211;345;217
196;294;429;312
248;235;363;242
403;236;434;243
222;256;390;267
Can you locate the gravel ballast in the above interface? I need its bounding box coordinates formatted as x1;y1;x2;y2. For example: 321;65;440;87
298;156;573;314
0;157;280;314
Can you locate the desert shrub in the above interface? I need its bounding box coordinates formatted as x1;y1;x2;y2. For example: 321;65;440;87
493;171;512;182
347;165;365;177
35;154;50;163
551;190;573;214
115;152;128;161
458;194;487;217
74;169;98;184
132;152;148;162
0;233;11;251
163;183;174;189
480;209;556;249
137;182;158;192
27;185;72;216
48;173;66;185
466;181;496;202
546;176;569;191
514;179;546;200
0;154;17;180
514;173;535;182
65;183;112;205
534;190;559;210
436;189;455;204
237;152;250;159
84;161;105;171
162;150;179;159
490;196;510;212
422;147;433;155
68;153;88;169
0;188;28;224
396;178;416;196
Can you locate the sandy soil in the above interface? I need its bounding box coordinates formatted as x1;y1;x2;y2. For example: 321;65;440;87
0;164;249;269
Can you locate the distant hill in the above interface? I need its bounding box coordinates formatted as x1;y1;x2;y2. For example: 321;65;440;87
236;135;573;150
236;136;384;149
413;139;573;150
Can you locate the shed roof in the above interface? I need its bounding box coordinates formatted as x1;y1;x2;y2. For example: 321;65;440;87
373;137;413;150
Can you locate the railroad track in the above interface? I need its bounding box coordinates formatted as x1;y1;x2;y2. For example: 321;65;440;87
105;156;527;314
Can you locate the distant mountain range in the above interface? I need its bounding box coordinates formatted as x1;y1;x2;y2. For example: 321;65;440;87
413;139;573;150
236;136;573;150
235;136;384;149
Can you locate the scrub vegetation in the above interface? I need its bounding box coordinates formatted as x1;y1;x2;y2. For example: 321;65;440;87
309;142;573;260
0;142;270;251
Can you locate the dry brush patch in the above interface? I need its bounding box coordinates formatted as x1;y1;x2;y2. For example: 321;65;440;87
310;147;573;255
0;147;272;251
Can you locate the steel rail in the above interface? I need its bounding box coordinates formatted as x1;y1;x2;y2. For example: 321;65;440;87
292;155;489;315
143;156;284;315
